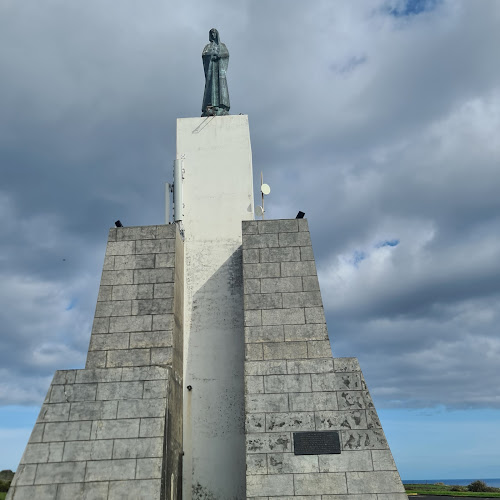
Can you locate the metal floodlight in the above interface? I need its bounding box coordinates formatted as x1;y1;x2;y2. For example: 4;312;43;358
115;220;123;227
296;211;305;219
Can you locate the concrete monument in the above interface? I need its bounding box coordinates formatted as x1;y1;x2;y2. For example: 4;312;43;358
7;30;405;499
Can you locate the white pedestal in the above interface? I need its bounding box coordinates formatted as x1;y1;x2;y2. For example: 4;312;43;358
177;115;254;499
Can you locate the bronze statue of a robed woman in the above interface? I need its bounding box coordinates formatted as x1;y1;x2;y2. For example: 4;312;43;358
201;28;230;116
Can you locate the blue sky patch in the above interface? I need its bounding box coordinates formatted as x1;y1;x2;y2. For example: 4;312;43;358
387;0;441;17
351;250;367;267
376;239;400;248
65;298;78;311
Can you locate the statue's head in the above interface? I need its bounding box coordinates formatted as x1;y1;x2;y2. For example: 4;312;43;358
209;28;220;43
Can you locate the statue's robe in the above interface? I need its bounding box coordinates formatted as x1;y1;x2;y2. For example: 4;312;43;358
202;37;230;116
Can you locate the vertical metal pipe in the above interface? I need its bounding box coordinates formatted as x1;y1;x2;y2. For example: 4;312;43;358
173;159;183;223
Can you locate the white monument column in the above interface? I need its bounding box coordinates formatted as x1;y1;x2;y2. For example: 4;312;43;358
177;114;254;499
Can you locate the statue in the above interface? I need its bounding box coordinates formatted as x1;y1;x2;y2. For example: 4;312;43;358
202;28;230;116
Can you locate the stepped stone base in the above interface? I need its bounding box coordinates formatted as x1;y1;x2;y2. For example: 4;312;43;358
8;224;184;500
242;219;406;499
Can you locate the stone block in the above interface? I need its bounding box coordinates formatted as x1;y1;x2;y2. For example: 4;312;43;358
245;394;289;413
346;471;405;493
300;246;315;261
243;233;279;249
85;351;107;369
116;226;157;240
21;443;64;464
287;359;333;374
256;220;280;233
50;384;97;403
107;479;161;500
43;421;91;442
289;392;338;411
129;331;172;349
121;366;168;381
311;372;361;392
134;268;173;284
139;418;164;437
245;376;264;394
279;219;299;232
245;326;284;343
101;270;134;286
260;247;300;263
334;357;361;372
267;453;318;474
112;284;154;300
244;263;281;279
34;462;85;484
96;381;144;400
157;224;176;239
242;220;259;234
114;254;155;270
151;347;172;365
108;228;117;241
246;454;267;474
245;309;262;326
367;408;382;429
266;412;315;432
97;285;113;301
337;391;366;410
85;459;136;481
56;482;110;500
52;370;77;385
298;218;309;232
152;314;174;330
62;440;113;461
243;248;260;263
244;278;261;294
112;437;163;459
136;457;162;479
284;324;328;342
262;308;305;326
106;241;135;256
247;474;294;497
342;430;389;450
245;293;283;310
109;315;152;333
375;495;408;500
245;414;265;433
305;306;326;324
131;298;173;315
315;410;367;430
91;317;109;334
245;360;287;375
278;232;311;247
245;343;263;361
372;450;397;471
106;349;151;368
10;464;37;486
153;283;174;298
154;253;175;268
281;261;316;277
263;341;308;360
75;368;122;383
264;374;311;393
91;418;140;440
89;333;129;351
302;275;320;291
246;433;292;454
294;472;348;495
136;239;175;254
260;277;302;293
282;291;322;308
69;401;118;421
308;340;332;358
37;403;70;423
8;485;58;499
318;450;373;473
28;423;45;443
117;399;166;419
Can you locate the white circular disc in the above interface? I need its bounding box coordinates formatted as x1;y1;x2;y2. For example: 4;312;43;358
261;183;271;195
255;206;264;217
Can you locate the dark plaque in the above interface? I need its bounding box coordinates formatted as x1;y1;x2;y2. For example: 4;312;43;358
293;431;341;455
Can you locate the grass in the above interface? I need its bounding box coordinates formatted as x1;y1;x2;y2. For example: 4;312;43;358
405;483;500;497
0;492;6;500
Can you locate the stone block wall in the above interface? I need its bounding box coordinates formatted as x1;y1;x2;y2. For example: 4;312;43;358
242;219;406;499
7;225;183;500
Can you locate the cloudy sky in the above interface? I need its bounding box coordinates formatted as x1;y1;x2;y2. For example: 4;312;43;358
1;0;499;481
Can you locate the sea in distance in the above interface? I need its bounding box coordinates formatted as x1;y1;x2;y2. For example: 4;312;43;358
404;478;500;487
